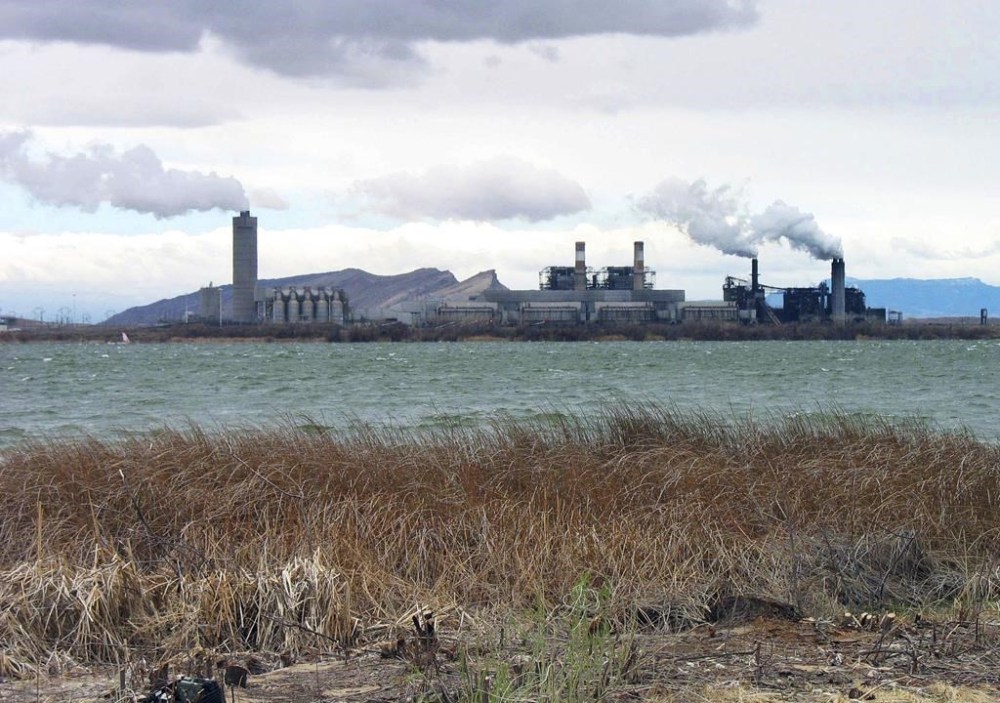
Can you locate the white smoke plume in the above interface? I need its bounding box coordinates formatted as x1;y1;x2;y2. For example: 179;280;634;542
0;130;248;218
637;177;842;260
636;177;755;257
750;200;842;260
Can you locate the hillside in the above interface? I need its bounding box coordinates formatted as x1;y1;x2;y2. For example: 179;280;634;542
848;277;1000;318
105;268;507;326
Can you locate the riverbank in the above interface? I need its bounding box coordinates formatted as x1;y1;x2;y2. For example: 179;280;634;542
2;409;999;700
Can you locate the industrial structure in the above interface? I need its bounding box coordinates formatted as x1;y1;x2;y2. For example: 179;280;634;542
198;210;349;325
260;287;346;325
199;284;221;322
200;210;886;327
231;211;258;323
722;257;886;324
467;241;687;325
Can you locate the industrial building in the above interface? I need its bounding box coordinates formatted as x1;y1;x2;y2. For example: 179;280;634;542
472;241;688;324
722;257;886;324
199;284;221;322
198;210;349;324
207;210;883;327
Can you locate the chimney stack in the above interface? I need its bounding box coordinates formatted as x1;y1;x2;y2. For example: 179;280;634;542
232;210;258;323
831;257;846;323
574;241;587;290
751;258;760;294
633;241;645;291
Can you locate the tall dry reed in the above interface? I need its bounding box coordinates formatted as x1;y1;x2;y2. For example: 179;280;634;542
1;407;998;664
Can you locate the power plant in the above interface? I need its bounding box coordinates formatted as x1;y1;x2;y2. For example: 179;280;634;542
722;257;885;324
470;240;684;324
203;210;884;326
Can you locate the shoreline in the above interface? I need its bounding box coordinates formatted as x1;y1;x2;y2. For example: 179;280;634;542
4;318;1000;344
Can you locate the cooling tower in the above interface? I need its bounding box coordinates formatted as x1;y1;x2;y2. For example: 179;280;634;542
232;210;258;323
831;257;846;323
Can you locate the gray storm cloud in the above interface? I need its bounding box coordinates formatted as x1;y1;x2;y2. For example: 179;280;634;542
0;1;758;80
637;177;843;260
0;131;248;218
354;157;591;222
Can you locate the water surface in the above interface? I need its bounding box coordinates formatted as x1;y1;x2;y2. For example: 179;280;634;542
1;339;997;447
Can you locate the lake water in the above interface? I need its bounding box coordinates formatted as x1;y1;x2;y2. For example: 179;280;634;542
1;339;998;448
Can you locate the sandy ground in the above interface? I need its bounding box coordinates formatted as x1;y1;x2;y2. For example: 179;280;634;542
3;609;1000;703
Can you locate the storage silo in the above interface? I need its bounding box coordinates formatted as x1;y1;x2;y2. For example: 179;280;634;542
268;289;285;323
286;288;300;323
300;288;315;322
199;285;221;322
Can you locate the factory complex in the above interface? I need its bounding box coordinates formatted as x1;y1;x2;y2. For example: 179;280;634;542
211;211;886;327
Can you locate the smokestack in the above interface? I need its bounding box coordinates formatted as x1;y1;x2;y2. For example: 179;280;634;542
831;257;846;323
633;241;645;291
232;210;258;323
574;241;587;291
751;258;759;294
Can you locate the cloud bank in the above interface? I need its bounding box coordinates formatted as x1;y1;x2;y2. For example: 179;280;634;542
0;131;248;218
0;1;758;80
354;157;591;222
638;177;842;260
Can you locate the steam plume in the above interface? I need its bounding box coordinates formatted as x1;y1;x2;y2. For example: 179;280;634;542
636;177;755;257
0;130;248;218
638;177;842;260
750;201;842;260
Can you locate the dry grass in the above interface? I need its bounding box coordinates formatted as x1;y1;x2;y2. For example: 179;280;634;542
646;682;1000;702
1;407;999;668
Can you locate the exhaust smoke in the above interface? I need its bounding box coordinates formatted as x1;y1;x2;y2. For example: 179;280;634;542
637;177;843;260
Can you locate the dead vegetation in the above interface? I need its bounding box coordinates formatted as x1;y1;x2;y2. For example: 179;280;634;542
1;407;1000;700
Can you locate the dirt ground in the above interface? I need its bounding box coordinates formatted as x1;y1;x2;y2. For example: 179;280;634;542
3;609;1000;703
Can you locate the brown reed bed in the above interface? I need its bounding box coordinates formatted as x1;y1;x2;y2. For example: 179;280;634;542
1;406;999;669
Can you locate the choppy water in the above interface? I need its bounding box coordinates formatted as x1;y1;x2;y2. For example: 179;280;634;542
1;339;998;447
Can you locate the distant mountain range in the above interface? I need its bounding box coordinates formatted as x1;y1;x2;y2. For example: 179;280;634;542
847;277;1000;319
106;268;507;325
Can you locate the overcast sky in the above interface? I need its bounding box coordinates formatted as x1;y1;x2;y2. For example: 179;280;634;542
1;0;998;322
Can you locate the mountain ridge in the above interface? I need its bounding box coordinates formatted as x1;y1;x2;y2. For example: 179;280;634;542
846;276;1000;319
106;268;507;325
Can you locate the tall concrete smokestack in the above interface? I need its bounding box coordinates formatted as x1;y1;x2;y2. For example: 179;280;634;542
633;241;645;291
751;258;759;294
574;241;587;291
232;210;258;323
831;257;846;323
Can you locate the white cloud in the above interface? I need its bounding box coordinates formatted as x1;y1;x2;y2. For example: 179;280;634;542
353;157;591;222
0;131;248;218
